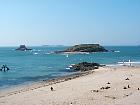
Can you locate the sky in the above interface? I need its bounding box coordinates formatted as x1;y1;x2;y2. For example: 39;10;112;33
0;0;140;46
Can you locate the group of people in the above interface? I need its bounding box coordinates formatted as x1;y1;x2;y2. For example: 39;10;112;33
0;65;10;72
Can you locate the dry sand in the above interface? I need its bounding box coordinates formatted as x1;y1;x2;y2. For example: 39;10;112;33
0;66;140;105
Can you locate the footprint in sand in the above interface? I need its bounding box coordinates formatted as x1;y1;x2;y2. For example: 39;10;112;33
100;86;111;90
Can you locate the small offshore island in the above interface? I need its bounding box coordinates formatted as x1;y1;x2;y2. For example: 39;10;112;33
55;44;108;54
15;45;32;51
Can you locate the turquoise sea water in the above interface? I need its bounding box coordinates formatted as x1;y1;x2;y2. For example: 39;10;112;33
0;46;140;89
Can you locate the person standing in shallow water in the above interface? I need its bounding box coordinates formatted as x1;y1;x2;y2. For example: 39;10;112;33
129;59;132;66
0;65;10;72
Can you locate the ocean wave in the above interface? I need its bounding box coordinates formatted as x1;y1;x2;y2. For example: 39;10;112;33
66;67;70;70
18;75;50;81
118;61;140;64
34;52;38;55
114;50;120;53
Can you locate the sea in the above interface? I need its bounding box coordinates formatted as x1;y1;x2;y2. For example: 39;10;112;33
0;46;140;90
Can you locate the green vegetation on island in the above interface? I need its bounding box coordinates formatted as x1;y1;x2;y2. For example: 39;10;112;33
64;44;108;52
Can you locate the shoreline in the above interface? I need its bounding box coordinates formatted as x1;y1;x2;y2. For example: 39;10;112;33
0;65;137;96
0;69;95;98
0;65;140;105
56;51;107;54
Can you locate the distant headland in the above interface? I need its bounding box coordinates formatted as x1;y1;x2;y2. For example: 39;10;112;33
42;45;66;47
15;45;32;51
54;44;108;54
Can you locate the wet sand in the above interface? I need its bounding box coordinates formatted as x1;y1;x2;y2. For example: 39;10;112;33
0;66;140;105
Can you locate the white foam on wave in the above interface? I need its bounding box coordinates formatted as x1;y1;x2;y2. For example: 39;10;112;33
118;61;140;67
69;65;73;68
34;52;38;55
106;60;140;67
66;54;69;58
66;67;71;70
118;61;140;64
114;50;120;53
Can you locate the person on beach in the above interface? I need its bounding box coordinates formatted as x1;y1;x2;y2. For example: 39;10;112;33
123;60;125;66
0;65;10;72
129;59;132;66
51;87;54;91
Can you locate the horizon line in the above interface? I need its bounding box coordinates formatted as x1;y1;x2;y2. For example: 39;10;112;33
0;44;139;47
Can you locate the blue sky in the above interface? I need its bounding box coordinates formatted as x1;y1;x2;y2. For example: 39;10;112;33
0;0;140;46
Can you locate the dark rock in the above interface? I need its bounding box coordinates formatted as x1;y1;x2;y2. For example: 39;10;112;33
91;90;99;92
107;82;111;84
125;78;129;80
123;87;127;89
100;86;110;90
100;87;105;90
71;62;100;71
54;44;108;53
15;45;32;51
105;86;110;89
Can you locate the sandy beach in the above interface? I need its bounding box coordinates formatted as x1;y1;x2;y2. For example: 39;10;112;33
0;66;140;105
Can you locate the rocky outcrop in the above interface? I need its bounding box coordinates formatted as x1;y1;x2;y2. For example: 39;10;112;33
70;62;100;71
54;44;108;53
15;45;32;51
65;44;107;52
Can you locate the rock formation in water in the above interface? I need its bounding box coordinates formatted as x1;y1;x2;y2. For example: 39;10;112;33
65;44;108;52
55;44;108;53
15;45;32;51
70;62;100;71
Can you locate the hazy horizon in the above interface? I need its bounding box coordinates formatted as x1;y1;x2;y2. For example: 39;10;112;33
0;43;140;48
0;0;140;46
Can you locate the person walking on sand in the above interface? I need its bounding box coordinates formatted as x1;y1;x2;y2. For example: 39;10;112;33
129;59;132;66
51;87;54;91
